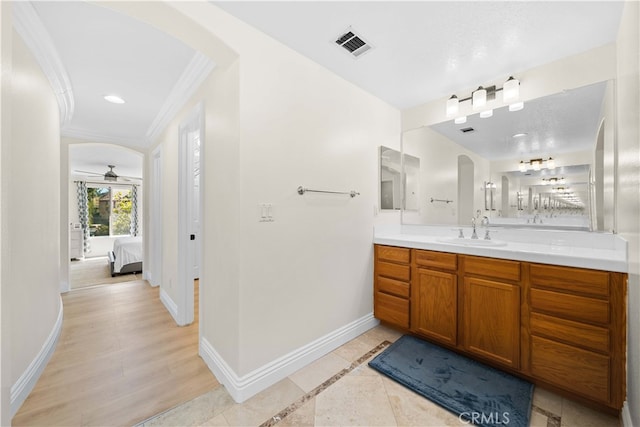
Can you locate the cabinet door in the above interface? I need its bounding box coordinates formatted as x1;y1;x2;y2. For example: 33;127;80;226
463;277;520;368
411;268;457;346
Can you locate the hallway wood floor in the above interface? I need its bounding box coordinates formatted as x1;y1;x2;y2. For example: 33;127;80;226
12;280;218;426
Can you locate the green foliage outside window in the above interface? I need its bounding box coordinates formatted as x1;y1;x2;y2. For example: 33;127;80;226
87;187;132;237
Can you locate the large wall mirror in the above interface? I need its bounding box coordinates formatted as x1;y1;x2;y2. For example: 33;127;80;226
401;80;616;231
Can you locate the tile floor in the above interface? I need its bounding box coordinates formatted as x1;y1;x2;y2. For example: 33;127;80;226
138;325;621;427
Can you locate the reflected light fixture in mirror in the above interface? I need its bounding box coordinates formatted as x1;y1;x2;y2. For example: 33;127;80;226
519;157;555;172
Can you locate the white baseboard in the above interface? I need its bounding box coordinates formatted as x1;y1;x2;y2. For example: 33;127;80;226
159;287;179;324
11;295;64;417
199;313;379;403
621;401;633;427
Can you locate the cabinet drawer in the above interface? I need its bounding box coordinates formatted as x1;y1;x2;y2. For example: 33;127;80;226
377;276;410;298
414;250;457;271
531;312;609;354
376;261;410;281
531;288;609;325
462;255;520;282
374;292;409;328
376;245;411;264
530;264;609;298
531;336;610;403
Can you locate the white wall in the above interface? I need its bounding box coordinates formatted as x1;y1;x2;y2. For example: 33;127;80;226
616;1;640;425
0;3;10;423
3;30;62;417
122;1;401;399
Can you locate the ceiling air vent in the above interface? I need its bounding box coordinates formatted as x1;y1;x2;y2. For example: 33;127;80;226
334;29;372;58
460;127;475;133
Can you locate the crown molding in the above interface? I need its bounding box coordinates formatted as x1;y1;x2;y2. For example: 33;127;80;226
62;126;146;149
146;51;216;144
12;2;74;126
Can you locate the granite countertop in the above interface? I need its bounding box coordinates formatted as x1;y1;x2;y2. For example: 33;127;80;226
374;225;628;273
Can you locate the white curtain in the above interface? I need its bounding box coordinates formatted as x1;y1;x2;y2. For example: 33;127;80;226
130;184;139;236
76;181;91;254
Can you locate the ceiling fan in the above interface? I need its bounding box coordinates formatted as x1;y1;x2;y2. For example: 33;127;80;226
74;165;142;182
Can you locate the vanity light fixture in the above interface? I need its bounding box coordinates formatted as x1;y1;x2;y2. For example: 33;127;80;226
542;176;565;185
519;157;555;172
446;76;523;123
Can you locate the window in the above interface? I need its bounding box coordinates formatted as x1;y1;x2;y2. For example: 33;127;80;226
87;186;132;237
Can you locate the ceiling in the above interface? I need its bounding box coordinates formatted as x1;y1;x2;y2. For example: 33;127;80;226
214;1;624;109
69;144;143;184
21;1;625;180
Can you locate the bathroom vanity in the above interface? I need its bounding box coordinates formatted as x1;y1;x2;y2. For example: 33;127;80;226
373;225;627;413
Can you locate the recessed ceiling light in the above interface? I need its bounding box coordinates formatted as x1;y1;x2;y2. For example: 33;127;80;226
512;133;528;138
104;95;125;104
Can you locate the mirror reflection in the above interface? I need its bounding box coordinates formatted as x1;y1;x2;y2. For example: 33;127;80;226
401;80;615;231
380;146;419;210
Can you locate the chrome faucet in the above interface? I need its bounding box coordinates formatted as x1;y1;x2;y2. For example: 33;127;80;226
471;217;478;239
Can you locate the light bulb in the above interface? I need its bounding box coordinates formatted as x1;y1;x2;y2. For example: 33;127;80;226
446;95;459;116
519;161;527;172
547;158;555;169
503;76;520;102
472;86;487;110
532;160;541;171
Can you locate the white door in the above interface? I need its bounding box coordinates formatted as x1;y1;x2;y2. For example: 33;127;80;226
192;131;201;279
177;103;203;326
151;147;163;287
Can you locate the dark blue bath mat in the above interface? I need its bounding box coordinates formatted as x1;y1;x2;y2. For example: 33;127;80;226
369;335;533;427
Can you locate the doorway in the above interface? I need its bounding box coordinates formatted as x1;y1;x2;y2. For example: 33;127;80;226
177;103;204;326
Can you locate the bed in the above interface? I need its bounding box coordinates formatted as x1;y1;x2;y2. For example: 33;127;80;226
108;236;143;277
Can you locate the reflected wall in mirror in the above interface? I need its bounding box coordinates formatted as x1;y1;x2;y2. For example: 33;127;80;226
379;146;419;210
401;80;616;231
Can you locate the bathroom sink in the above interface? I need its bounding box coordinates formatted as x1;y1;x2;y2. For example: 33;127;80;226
437;237;507;247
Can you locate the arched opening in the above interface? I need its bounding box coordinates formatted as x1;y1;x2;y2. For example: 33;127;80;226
458;155;474;225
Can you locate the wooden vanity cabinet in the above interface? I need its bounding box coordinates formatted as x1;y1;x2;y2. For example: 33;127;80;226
374;245;411;328
411;250;458;346
460;255;521;369
526;263;627;408
372;243;627;411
